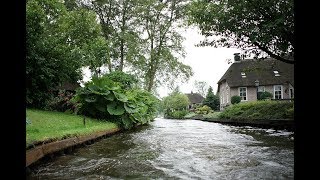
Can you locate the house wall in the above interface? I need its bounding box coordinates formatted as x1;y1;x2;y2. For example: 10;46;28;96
264;84;292;99
219;82;294;110
230;86;257;102
219;81;231;110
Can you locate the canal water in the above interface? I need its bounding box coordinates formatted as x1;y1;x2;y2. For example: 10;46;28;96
27;118;294;179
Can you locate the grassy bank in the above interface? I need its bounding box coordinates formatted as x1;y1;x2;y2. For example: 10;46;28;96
26;109;118;148
219;101;294;120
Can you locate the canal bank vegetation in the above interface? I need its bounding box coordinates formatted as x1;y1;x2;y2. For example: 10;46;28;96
73;74;159;129
27;70;160;149
219;101;294;120
162;88;190;119
161;86;221;119
26;109;118;148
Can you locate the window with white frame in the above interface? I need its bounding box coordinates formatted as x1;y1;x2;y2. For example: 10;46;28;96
239;87;247;101
274;85;283;99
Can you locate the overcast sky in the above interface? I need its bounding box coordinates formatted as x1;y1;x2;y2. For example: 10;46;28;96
158;27;241;97
82;26;242;98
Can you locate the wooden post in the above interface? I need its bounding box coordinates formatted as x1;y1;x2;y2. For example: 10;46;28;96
83;116;86;127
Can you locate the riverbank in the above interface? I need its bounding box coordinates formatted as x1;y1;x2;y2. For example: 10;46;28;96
184;101;294;131
26;109;121;167
26;109;119;148
196;116;294;131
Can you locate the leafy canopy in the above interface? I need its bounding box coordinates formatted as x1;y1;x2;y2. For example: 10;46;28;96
187;0;294;64
162;91;190;112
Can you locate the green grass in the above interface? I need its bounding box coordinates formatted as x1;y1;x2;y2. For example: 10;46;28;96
26;109;118;147
184;112;197;118
203;112;221;119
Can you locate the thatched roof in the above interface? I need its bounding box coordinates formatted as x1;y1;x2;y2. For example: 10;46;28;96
217;58;294;88
185;93;204;104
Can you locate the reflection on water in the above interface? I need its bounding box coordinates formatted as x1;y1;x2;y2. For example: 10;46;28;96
27;118;294;179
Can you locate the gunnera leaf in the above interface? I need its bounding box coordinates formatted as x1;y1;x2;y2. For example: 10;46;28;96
107;102;125;115
113;91;128;102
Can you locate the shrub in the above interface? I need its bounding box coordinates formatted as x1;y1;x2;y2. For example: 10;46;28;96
203;112;221;119
73;76;158;129
184;112;196;118
258;91;273;100
219;101;294;120
231;95;241;104
45;90;76;113
195;105;213;114
171;110;188;119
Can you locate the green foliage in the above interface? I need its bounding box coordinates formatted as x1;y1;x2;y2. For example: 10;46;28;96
202;86;220;110
184;112;197;119
104;71;138;90
187;0;294;64
162;90;190;118
231;96;241;104
258;91;273;100
166;110;188;119
26;0;104;108
73;75;158;129
195;105;213;115
219;101;294;120
203;112;221;119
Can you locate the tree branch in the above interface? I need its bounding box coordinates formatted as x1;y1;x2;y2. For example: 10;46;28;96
252;42;294;64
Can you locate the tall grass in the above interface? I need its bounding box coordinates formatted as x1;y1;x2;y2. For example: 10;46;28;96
26;109;118;147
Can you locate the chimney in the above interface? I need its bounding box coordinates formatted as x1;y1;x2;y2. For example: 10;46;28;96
234;53;241;62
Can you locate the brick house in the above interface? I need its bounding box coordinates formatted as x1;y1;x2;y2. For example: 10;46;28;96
217;55;294;110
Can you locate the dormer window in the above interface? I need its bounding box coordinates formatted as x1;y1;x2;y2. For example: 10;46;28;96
241;72;246;78
273;70;280;76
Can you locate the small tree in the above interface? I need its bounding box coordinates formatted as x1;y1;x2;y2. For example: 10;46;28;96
258;91;273;100
231;96;241;104
202;86;220;111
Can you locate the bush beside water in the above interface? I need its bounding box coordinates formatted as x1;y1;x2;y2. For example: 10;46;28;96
219;101;294;120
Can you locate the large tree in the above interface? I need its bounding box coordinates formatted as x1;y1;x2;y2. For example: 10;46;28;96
137;0;193;92
26;0;104;108
81;0;143;72
187;0;294;64
80;0;193;93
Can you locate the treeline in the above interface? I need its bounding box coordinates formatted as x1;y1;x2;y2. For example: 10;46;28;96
27;0;193;109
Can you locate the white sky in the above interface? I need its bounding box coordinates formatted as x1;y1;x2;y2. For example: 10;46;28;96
82;26;242;98
158;27;241;97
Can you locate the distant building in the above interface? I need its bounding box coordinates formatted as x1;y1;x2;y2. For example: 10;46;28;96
185;91;205;110
217;54;294;110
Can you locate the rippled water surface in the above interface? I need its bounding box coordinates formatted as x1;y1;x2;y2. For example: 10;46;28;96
27;118;294;179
